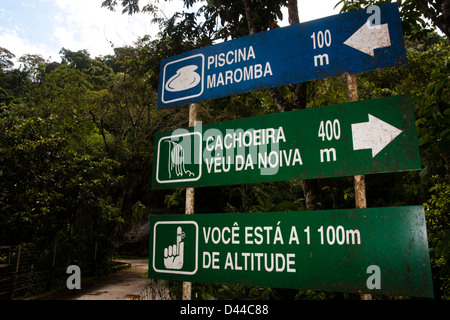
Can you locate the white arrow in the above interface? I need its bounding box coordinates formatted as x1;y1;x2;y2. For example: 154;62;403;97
352;114;402;157
344;21;391;57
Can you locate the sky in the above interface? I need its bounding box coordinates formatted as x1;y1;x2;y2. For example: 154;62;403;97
0;0;340;66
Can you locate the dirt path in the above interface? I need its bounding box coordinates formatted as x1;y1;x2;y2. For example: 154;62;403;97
46;259;154;300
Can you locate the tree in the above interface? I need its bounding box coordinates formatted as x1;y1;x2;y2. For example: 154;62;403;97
1;0;444;299
240;0;322;210
0;47;15;71
411;0;450;38
100;0;323;210
18;54;46;83
0;102;121;245
0;49;32;105
59;48;115;90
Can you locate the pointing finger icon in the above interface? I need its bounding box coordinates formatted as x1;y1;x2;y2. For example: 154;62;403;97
163;226;185;270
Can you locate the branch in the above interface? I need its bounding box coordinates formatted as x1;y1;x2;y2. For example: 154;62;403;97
89;110;109;153
101;0;117;12
415;0;450;38
268;88;288;112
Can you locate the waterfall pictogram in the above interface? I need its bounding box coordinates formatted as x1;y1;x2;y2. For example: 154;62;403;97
166;140;195;179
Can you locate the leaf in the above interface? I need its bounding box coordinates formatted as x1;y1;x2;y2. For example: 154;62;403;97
201;292;217;300
273;200;299;212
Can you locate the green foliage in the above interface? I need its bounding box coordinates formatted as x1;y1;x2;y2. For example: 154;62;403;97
193;282;325;300
0;103;122;247
248;181;306;213
0;47;15;71
425;176;450;299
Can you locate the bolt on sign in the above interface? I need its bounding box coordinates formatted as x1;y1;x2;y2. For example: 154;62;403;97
148;206;433;298
157;2;406;109
152;95;421;190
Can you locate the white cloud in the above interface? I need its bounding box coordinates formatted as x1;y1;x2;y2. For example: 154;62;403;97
298;0;340;22
0;26;55;66
1;0;160;65
50;0;158;57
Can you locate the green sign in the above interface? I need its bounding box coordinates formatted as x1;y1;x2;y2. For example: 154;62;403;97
152;95;420;190
148;206;433;298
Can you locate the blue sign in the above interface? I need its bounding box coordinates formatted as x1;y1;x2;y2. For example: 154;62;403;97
158;3;407;109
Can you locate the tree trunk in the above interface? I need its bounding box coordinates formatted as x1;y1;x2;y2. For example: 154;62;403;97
287;0;300;25
286;1;323;210
243;0;257;35
443;0;450;38
242;0;323;211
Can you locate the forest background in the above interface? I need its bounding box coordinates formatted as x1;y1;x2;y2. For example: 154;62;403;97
0;0;449;299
